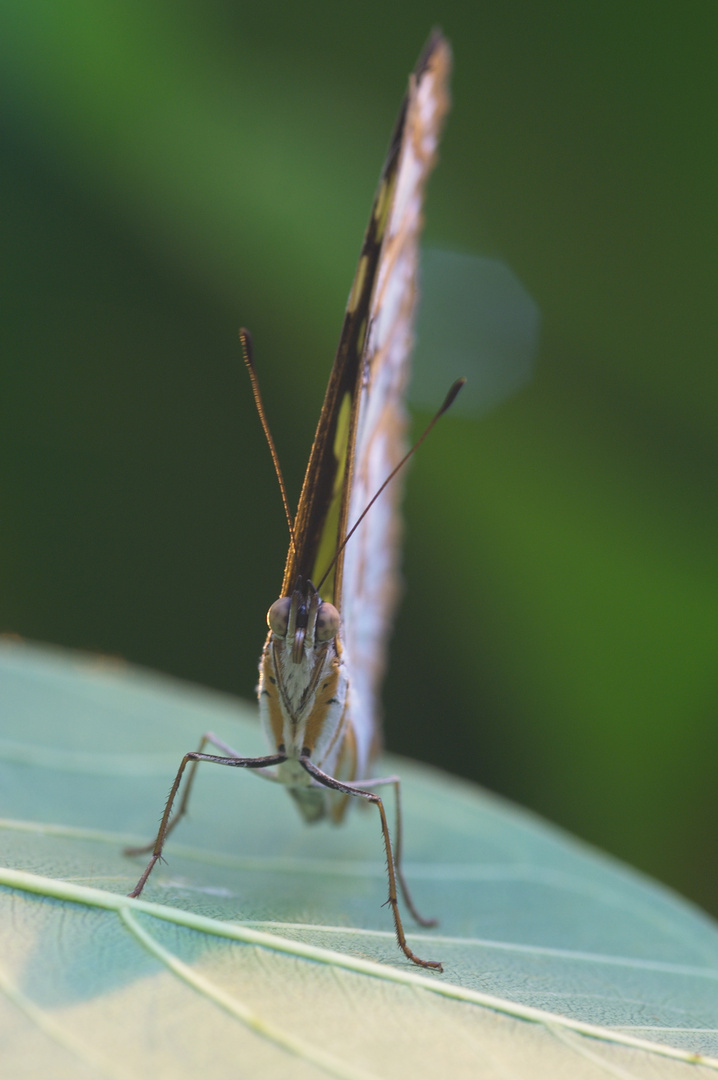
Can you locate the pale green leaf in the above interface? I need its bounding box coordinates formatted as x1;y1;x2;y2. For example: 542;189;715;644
0;640;716;1079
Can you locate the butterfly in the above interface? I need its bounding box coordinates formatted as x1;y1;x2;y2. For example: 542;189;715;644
127;31;454;971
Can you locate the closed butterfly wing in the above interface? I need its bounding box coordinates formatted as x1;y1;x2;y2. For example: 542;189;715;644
267;32;452;805
340;34;452;781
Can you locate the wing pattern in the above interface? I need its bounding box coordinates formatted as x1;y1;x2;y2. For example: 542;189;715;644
341;35;451;768
278;32;451;779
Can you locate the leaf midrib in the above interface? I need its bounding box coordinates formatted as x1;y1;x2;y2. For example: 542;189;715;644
0;865;715;1070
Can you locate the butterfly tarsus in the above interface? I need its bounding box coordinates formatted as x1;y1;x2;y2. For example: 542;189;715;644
300;756;443;972
346;772;438;928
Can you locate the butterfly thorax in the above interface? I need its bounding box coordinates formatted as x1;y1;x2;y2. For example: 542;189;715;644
258;580;355;820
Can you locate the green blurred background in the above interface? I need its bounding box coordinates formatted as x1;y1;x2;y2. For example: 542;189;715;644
2;3;717;917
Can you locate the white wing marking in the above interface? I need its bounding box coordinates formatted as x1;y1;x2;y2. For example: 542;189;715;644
340;39;451;780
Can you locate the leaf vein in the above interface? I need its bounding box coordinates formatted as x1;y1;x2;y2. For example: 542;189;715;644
118;907;382;1080
1;867;716;1070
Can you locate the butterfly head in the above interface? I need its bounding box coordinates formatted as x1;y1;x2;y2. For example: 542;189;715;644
267;578;340;664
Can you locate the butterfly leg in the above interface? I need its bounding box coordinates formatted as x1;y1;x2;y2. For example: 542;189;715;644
188;733;282;784
124;733;243;858
347;773;437;929
125;743;286;898
300;756;442;972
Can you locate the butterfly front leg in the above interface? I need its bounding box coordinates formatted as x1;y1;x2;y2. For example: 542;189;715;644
300;755;443;972
124;733;285;897
343;771;437;929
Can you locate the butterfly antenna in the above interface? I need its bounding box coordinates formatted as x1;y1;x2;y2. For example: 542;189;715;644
239;328;297;556
316;377;465;593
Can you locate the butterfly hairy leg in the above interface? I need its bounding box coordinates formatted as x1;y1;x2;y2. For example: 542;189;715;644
125;740;286;897
341;772;437;928
124;731;281;859
300;756;443;972
185;732;283;785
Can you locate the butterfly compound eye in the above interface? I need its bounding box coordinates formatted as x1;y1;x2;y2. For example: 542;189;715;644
267;597;292;637
315;602;340;642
